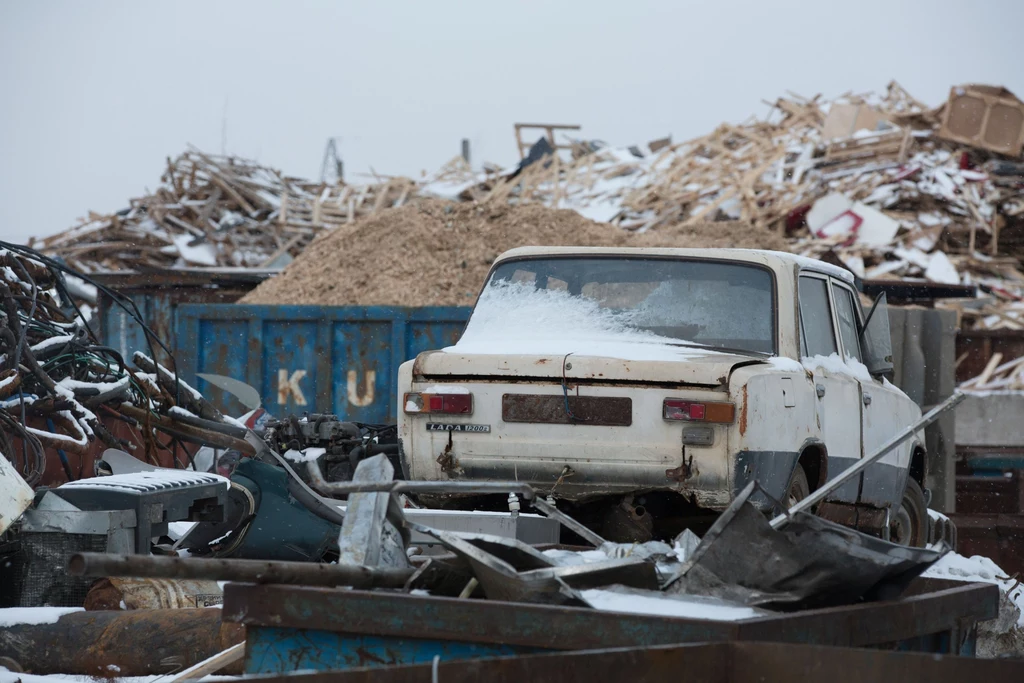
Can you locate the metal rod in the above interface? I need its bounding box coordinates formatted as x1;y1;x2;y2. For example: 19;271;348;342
770;391;966;529
305;462;606;547
531;495;606;547
68;552;415;589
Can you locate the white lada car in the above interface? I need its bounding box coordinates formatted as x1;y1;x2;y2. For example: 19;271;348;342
398;247;928;546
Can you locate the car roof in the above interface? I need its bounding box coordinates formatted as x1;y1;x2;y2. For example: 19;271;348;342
492;246;856;284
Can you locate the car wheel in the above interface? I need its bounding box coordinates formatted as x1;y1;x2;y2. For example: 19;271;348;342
891;478;927;547
786;466;810;509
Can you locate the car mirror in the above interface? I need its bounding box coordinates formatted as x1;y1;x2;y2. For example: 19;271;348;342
860;292;894;377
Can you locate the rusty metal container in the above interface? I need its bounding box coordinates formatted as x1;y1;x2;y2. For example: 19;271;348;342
242;640;1024;683
0;607;243;676
222;578;997;675
175;304;471;419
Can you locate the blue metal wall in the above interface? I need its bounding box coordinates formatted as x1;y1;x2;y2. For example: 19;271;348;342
175;304;473;421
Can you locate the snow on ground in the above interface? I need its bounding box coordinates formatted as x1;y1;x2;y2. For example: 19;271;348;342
0;607;82;626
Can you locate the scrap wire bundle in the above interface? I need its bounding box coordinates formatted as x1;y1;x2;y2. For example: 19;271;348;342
0;242;245;486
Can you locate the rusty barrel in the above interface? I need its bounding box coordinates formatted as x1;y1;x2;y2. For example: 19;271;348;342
0;608;243;676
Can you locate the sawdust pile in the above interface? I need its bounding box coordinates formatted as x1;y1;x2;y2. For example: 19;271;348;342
240;200;790;307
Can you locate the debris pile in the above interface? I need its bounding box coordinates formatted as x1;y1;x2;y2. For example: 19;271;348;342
960;352;1024;392
239;200;788;307
35;82;1024;319
0;243;248;485
36;149;419;272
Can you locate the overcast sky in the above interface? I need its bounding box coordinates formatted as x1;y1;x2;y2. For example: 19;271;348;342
1;0;1021;244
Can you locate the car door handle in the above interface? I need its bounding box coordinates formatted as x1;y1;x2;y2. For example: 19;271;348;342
815;384;826;398
863;393;872;406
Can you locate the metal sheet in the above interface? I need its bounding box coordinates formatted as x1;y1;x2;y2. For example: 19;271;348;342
176;304;471;422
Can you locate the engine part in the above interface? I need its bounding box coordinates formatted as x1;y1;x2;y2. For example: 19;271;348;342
51;468;228;553
262;413;399;483
182;457;343;562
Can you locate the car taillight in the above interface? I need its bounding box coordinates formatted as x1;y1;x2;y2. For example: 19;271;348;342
404;392;472;415
663;399;734;423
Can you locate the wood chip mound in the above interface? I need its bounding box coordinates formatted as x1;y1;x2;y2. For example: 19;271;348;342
240;200;790;307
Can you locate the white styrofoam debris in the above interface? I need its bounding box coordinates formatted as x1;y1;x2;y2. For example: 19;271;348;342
924;251;960;285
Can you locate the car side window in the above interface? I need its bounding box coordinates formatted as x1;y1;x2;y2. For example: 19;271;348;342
798;275;837;358
831;283;863;362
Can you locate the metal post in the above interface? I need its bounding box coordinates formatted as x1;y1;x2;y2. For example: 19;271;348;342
68;552;415;589
770;391;967;529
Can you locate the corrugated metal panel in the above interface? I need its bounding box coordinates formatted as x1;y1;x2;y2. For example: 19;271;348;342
176;304;472;421
94;272;261;367
887;306;958;512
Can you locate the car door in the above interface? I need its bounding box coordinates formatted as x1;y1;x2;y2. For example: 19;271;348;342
829;280;912;509
798;273;862;503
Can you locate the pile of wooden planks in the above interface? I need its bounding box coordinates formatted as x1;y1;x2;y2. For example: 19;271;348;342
960;352;1024;391
36;148;420;272
34;82;1024;322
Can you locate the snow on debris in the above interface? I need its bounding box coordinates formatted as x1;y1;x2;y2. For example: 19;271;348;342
449;279;729;362
59;469;231;492
0;607;83;626
581;586;764;621
282;447;327;463
923;552;1024;627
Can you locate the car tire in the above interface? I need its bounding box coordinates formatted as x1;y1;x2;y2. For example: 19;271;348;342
892;477;928;547
786;465;810;509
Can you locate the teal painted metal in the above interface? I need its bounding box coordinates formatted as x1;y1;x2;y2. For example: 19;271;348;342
246;628;535;672
176;304;472;420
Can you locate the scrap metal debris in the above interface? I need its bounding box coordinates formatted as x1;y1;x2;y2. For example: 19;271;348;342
0;242;254;488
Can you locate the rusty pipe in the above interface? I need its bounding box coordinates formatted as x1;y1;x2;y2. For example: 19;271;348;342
0;608;243;676
69;552;415;589
117;403;255;455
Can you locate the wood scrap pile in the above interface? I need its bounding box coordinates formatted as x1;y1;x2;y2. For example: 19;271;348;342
36;148;419;272
31;81;1024;329
0;243;252;485
417;81;1024;329
960;352;1024;392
